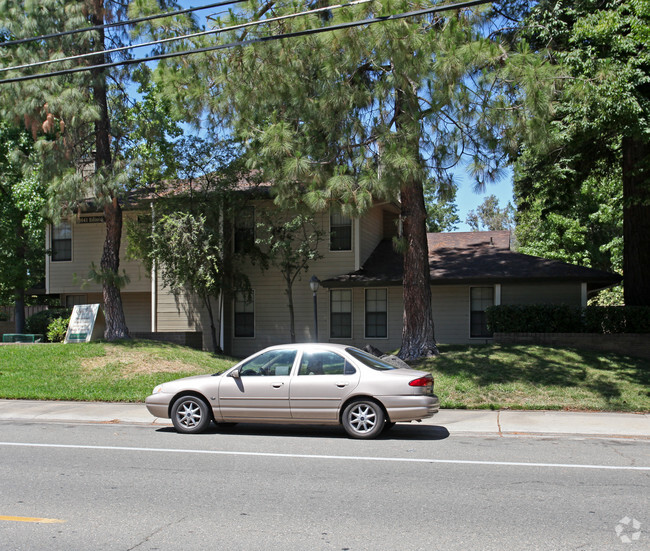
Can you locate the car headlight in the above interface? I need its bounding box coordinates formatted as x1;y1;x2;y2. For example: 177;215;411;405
152;384;165;394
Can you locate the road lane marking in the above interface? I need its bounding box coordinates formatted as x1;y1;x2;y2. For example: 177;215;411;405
1;441;648;471
0;515;65;524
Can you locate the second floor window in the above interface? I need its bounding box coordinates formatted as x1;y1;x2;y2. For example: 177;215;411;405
330;212;351;251
52;221;72;261
234;206;255;253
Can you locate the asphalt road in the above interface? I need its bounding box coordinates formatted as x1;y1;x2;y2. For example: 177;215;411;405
1;420;648;551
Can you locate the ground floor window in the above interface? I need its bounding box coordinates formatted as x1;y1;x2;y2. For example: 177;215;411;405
330;289;352;338
234;291;254;338
470;286;494;338
365;289;387;338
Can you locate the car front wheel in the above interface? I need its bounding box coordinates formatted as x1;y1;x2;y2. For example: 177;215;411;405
342;399;385;439
171;395;211;434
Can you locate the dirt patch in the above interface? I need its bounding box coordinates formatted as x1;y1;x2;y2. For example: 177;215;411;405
81;345;196;377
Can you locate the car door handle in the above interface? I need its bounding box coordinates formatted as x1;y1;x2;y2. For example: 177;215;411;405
272;382;285;388
335;382;349;388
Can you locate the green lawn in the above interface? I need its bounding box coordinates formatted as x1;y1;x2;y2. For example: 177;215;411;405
417;344;650;412
0;340;648;411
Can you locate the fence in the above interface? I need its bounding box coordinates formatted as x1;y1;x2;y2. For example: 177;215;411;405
0;305;49;322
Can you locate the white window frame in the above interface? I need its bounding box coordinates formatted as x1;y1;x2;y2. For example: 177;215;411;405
329;211;352;252
330;289;353;339
364;288;388;339
469;286;494;339
51;221;72;262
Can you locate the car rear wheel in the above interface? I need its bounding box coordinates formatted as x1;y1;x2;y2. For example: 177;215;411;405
171;395;211;434
342;399;385;439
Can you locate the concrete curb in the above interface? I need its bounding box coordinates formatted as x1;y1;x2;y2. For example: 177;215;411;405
0;399;648;438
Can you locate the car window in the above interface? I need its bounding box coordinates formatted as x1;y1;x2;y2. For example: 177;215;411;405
298;350;356;376
238;349;297;376
345;348;398;370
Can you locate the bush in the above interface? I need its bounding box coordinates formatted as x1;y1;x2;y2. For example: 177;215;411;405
25;308;73;341
486;304;582;333
47;316;70;342
487;305;650;334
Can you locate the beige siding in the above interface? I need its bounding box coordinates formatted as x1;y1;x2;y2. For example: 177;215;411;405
432;286;472;344
501;283;582;306
47;214;150;294
359;207;383;266
61;291;151;334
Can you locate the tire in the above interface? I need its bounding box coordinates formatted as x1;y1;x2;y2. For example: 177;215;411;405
171;395;211;434
342;399;385;439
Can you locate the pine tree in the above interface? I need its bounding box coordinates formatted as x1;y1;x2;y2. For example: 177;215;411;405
154;1;530;359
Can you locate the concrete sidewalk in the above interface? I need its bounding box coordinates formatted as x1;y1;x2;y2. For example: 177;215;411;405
1;399;649;438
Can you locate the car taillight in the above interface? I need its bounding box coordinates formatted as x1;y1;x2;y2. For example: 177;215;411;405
409;376;433;387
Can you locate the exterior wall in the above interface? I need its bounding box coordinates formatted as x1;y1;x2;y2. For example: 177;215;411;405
359;206;384;266
47;213;150;294
431;286;472;344
60;291;152;334
228;205;396;357
501;282;582;306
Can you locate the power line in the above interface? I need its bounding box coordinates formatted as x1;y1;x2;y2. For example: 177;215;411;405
0;0;492;85
0;0;374;75
0;0;248;48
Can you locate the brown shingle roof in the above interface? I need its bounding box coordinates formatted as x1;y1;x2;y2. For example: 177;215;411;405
322;231;621;292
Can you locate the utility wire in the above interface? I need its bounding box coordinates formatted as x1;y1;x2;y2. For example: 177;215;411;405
0;0;248;48
0;0;492;85
0;0;374;74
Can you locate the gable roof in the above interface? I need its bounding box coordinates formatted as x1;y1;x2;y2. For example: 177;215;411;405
322;231;621;292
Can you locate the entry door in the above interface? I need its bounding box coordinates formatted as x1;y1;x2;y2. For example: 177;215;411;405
289;350;360;421
218;349;297;421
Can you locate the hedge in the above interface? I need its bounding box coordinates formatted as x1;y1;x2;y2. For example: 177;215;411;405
486;305;650;334
25;308;73;341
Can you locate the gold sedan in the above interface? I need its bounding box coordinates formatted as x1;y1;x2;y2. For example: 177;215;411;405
145;343;439;439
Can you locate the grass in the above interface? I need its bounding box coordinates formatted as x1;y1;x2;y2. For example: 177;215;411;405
0;340;648;411
416;344;650;412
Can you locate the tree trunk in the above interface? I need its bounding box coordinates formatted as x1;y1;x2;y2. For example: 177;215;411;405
394;76;439;361
286;276;296;343
203;294;222;353
13;288;25;334
102;199;129;340
622;137;650;306
398;177;439;361
93;0;129;340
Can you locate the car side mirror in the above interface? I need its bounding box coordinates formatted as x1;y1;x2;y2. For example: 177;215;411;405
229;368;241;378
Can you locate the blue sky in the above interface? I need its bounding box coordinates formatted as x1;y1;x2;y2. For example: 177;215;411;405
454;168;515;231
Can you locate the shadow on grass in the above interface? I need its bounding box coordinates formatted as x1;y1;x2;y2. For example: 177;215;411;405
415;344;650;409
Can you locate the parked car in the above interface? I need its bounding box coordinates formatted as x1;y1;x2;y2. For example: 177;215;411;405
145;343;439;439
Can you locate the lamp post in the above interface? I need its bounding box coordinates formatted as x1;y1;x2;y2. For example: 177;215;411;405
309;275;320;342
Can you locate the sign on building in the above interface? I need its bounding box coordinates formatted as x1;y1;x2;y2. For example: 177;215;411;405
65;304;105;343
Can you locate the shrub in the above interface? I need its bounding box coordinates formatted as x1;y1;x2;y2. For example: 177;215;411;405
47;316;70;342
25;308;73;340
486;304;582;333
487;305;650;334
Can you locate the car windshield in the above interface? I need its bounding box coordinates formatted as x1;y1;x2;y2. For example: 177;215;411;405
346;348;398;371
